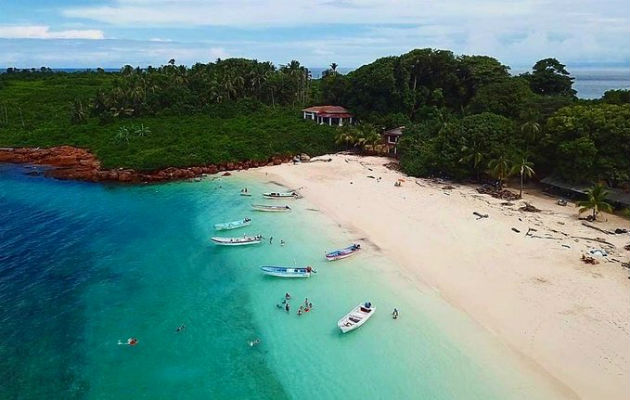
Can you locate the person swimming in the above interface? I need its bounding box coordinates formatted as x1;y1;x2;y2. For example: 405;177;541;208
285;302;290;312
176;324;186;332
285;292;291;300
248;338;261;347
297;306;303;316
118;337;138;346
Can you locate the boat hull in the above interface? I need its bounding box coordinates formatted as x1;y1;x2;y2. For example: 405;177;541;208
325;245;361;261
251;204;291;212
211;237;262;246
262;192;297;199
337;304;375;333
214;220;251;231
260;266;311;278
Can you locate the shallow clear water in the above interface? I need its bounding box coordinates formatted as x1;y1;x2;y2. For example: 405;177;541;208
0;165;560;399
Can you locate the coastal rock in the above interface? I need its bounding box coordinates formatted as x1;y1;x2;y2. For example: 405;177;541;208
0;146;297;184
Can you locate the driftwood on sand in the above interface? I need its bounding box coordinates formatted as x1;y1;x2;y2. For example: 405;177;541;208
581;222;614;235
473;211;489;220
519;202;541;212
476;185;520;200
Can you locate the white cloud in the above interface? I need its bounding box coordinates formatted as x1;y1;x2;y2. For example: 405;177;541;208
61;0;537;26
0;25;104;40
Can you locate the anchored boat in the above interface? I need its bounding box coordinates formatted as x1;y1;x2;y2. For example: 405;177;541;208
251;204;292;212
211;235;262;246
214;218;252;231
337;302;375;333
325;243;361;261
260;265;315;278
262;191;298;199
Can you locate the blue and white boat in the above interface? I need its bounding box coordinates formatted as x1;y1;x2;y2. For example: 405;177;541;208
214;218;252;231
260;265;315;278
325;243;361;261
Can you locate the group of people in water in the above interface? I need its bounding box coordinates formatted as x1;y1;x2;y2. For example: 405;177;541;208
276;292;313;315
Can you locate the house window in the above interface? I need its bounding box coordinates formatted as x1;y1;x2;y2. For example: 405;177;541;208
387;136;398;144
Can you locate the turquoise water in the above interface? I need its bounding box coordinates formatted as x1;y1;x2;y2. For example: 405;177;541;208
0;165;562;399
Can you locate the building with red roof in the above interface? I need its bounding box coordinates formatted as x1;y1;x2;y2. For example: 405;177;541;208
302;105;353;126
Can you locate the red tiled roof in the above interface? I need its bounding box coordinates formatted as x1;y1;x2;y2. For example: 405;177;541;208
302;105;352;115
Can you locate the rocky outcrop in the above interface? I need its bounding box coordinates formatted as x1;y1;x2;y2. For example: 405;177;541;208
0;146;293;184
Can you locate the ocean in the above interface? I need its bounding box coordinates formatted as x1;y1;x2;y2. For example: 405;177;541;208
0;165;564;399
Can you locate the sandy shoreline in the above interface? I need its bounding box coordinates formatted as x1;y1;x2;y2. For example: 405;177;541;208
240;154;629;400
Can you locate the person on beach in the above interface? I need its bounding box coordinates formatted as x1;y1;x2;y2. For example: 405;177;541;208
285;302;290;312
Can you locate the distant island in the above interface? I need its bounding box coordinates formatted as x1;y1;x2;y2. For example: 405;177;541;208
0;49;628;206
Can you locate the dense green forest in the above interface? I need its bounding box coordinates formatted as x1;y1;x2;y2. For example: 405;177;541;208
0;62;335;169
319;51;629;188
0;50;628;188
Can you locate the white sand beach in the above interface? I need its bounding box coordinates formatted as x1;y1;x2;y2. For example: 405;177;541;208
243;154;630;400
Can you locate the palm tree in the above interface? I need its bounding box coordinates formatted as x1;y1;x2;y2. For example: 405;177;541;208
459;141;484;181
521;120;541;149
330;62;338;75
577;183;613;220
487;155;511;189
335;127;356;150
510;157;535;198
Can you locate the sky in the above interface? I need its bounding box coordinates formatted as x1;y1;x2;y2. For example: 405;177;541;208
0;0;628;69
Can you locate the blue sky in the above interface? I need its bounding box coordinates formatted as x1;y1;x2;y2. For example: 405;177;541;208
1;0;628;69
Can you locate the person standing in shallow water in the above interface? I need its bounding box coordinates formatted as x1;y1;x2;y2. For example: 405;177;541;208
269;236;273;244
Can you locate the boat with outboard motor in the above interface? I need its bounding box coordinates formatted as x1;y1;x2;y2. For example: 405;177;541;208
337;302;375;333
262;191;298;199
325;243;361;261
260;265;315;278
211;234;262;246
214;218;252;231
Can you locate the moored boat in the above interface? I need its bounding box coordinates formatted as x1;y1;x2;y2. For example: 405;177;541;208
337;302;375;333
211;235;262;246
251;204;291;212
260;265;315;278
262;191;298;199
325;243;361;261
214;218;252;231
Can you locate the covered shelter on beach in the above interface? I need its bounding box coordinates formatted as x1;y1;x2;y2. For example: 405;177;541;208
381;126;405;156
540;176;630;208
302;105;353;126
